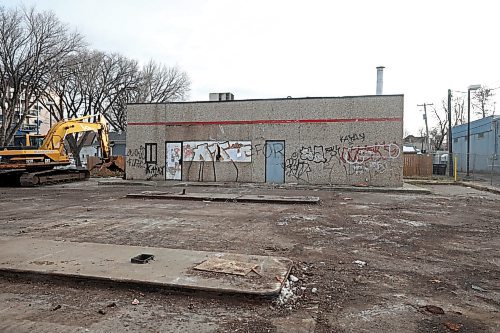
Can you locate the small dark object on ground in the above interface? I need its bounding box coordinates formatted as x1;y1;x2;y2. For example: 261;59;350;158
131;254;154;264
422;304;445;314
98;309;106;315
51;304;61;311
106;302;116;308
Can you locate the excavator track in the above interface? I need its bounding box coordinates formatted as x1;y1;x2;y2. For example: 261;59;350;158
19;169;90;186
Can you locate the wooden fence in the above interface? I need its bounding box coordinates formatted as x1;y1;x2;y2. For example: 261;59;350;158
403;154;432;178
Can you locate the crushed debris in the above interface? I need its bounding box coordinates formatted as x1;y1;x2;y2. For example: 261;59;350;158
276;273;307;306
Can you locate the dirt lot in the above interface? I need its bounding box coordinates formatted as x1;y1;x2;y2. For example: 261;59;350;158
0;180;499;333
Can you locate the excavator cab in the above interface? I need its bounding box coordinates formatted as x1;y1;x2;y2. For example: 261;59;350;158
13;134;45;149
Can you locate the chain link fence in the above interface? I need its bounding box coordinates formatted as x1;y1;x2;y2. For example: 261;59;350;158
429;151;499;185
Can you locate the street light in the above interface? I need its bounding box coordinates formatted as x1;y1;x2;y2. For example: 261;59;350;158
466;84;481;177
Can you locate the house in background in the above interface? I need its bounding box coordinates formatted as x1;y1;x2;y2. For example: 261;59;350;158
109;132;126;156
79;133;98;167
452;115;499;173
79;132;126;167
404;135;425;152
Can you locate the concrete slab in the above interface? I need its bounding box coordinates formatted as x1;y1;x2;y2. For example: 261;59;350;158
405;179;500;195
98;179;431;194
126;191;321;204
0;238;292;296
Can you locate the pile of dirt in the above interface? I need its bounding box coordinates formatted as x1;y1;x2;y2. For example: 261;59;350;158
89;156;125;178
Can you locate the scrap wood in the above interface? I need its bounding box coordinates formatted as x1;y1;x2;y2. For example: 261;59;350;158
250;266;262;277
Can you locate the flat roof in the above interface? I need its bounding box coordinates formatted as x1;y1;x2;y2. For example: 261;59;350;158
127;94;404;106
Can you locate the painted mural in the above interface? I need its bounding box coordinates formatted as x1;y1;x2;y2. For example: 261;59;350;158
166;142;182;180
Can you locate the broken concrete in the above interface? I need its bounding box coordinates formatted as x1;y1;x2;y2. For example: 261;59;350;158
0;238;292;296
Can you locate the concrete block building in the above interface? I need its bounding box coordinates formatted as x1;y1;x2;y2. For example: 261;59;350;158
126;95;404;186
452;115;500;173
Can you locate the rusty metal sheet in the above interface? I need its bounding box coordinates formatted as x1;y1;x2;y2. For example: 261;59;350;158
194;257;258;276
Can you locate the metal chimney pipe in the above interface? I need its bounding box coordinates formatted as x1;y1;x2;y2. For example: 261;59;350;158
376;66;385;95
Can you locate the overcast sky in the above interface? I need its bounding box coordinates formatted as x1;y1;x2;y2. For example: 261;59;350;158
5;0;500;135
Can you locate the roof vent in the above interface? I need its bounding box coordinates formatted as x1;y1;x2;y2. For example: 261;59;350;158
209;92;234;101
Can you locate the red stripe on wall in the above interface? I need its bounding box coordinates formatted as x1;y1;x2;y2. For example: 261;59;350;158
128;117;403;126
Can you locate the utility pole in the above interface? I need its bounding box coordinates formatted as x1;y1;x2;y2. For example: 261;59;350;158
466;85;481;177
418;103;433;152
447;89;453;177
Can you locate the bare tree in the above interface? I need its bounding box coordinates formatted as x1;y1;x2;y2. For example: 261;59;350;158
429;103;448;151
452;95;466;126
0;6;84;146
472;86;495;118
42;50;141;166
139;61;190;103
107;60;190;131
417;128;426;152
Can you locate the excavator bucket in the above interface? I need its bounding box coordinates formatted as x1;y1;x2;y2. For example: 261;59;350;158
88;156;125;178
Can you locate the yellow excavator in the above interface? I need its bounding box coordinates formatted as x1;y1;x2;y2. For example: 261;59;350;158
0;114;111;186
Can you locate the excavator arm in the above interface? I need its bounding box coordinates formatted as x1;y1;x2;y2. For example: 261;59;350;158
41;114;110;161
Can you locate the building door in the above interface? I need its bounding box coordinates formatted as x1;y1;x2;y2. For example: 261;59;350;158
265;140;285;183
165;142;182;180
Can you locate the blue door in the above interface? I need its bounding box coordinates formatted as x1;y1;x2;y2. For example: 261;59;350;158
265;140;285;183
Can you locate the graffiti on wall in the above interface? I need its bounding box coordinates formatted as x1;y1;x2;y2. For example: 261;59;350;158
340;143;401;176
284;132;401;182
284;144;341;182
126;145;145;169
340;132;366;145
127;144;167;180
183;141;252;162
252;142;285;158
183;141;252;182
146;164;165;180
127;131;401;184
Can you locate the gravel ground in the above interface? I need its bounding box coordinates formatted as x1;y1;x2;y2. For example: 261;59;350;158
0;180;498;332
